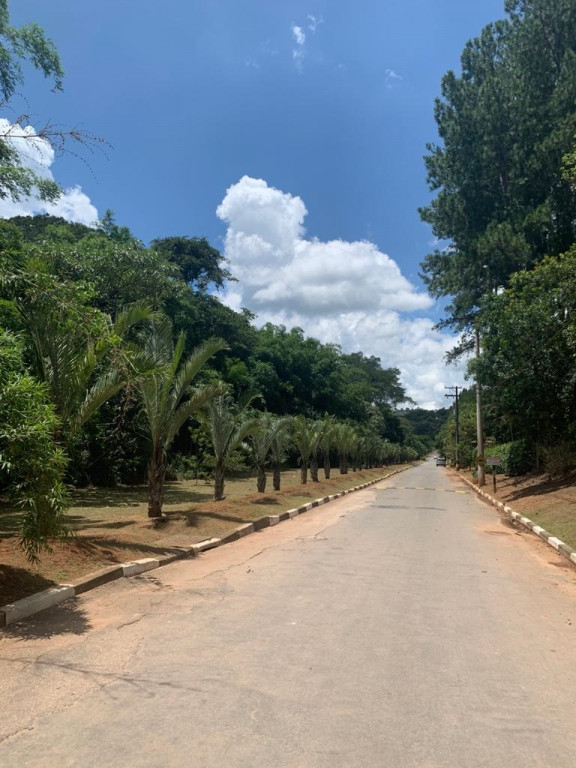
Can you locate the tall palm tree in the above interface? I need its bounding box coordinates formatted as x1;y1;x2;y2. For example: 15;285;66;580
247;414;291;493
136;320;226;517
200;393;256;501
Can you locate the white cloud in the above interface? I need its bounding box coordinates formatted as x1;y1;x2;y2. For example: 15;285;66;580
217;176;466;408
291;24;306;47
291;23;306;71
307;14;324;33
384;68;403;89
0;118;99;226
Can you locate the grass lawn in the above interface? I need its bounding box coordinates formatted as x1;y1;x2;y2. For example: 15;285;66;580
0;465;410;605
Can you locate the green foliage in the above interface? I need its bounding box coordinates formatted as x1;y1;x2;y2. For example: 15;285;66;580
0;1;64;203
151;236;233;291
486;440;533;476
0;329;68;560
475;248;576;445
420;0;576;333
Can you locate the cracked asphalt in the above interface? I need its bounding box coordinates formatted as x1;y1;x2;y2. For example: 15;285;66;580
1;460;576;767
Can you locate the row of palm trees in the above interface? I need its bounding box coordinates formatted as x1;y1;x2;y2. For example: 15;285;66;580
15;289;415;520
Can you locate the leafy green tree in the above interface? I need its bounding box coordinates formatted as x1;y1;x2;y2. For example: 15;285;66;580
151;236;233;292
0;0;64;202
136;321;226;517
474;247;576;448
0;330;68;560
420;0;576;336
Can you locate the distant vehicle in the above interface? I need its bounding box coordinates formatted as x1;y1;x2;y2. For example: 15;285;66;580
435;456;447;466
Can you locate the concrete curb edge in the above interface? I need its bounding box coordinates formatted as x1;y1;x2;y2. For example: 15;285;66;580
453;470;576;569
0;466;410;629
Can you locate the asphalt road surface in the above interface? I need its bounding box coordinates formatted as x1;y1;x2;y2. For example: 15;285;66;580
1;460;576;767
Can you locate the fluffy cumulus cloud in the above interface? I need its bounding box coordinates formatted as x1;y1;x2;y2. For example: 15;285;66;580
217;176;465;408
0;118;98;226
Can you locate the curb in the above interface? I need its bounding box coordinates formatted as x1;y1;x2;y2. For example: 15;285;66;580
0;467;410;629
454;470;576;569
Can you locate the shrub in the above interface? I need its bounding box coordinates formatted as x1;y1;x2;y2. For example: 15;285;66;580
486;440;533;476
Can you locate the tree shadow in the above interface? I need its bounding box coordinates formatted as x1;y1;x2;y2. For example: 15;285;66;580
182;510;250;528
69;482;213;509
253;496;280;505
1;599;92;640
503;472;576;502
0;565;58;607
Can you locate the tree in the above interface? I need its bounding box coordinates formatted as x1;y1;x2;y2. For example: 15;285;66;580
136;321;226;517
334;423;358;475
150;236;233;292
199;393;255;501
0;0;64;203
420;0;576;336
319;416;338;479
291;416;319;484
246;414;291;493
0;329;68;560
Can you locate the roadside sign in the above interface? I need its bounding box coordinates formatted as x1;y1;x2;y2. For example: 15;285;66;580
486;456;501;466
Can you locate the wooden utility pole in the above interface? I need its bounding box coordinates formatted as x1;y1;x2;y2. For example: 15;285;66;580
475;329;485;486
445;386;460;469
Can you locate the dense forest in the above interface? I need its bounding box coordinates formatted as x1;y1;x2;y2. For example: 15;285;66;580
424;0;576;477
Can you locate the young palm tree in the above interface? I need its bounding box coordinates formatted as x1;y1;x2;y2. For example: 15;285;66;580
270;419;292;491
137;321;226;517
200;393;256;501
334;423;358;475
247;414;291;493
319;416;337;479
309;420;325;482
291;415;318;484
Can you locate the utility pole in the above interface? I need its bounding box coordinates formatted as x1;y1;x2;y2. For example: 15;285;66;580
475;329;486;487
445;386;460;469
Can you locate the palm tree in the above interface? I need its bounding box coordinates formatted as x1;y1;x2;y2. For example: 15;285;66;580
136;320;226;517
21;296;153;444
319;416;337;479
247;414;291;493
334;423;358;475
309;421;325;482
270;419;292;491
291;415;318;484
200;393;256;501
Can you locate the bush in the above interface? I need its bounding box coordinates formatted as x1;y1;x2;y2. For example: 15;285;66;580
487;440;533;476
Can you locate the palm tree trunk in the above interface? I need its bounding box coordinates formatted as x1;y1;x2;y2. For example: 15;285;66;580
300;463;308;484
339;453;348;474
214;460;226;501
310;456;319;482
273;463;281;491
323;450;331;479
257;465;267;493
147;445;165;518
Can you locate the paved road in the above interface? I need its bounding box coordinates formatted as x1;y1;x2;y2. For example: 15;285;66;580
1;461;576;767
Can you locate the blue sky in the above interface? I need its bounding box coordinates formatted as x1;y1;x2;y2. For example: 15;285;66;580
5;1;508;405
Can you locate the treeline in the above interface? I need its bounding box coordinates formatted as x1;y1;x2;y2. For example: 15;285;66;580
422;0;576;476
0;213;430;558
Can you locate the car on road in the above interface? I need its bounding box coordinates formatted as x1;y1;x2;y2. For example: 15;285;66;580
435;456;447;466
